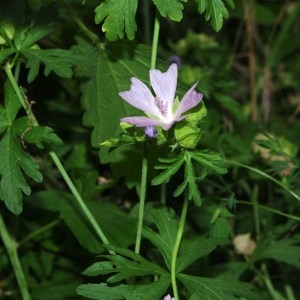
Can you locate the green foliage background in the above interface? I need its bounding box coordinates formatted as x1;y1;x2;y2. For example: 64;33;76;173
0;0;300;299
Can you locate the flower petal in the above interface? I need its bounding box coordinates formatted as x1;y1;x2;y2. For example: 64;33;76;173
150;63;178;109
121;116;164;127
119;78;158;116
174;82;203;118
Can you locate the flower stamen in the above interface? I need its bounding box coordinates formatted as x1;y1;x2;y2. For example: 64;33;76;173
155;97;168;117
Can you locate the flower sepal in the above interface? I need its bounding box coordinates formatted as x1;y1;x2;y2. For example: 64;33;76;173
100;122;168;149
174;102;207;149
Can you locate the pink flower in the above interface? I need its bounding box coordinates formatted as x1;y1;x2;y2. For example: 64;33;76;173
164;294;175;300
119;63;203;130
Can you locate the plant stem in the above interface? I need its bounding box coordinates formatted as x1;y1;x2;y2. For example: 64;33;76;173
4;62;110;246
49;152;110;244
171;194;189;300
236;200;300;222
18;220;61;248
0;213;31;300
151;14;160;69
59;0;99;44
251;185;261;239
135;146;148;254
227;160;300;202
134;9;160;254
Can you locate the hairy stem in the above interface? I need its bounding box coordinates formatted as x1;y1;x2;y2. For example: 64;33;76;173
171;194;189;300
0;213;31;300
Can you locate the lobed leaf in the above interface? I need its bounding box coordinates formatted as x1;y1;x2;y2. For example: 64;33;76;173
21;48;75;83
178;274;262;300
0;128;43;214
94;0;138;41
143;205;179;269
196;0;235;32
191;151;228;174
254;236;300;269
77;276;170;300
177;237;229;273
22;126;63;149
0;81;42;214
152;0;186;21
152;153;185;185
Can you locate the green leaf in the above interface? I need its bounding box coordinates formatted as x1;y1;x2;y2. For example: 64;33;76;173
0;128;43;214
3;80;22;124
153;0;186;21
21;48;75;83
77;276;170;300
12;4;58;49
152;153;185;185
86;245;167;282
94;0;138;41
0;81;42;214
0;81;22;134
196;0;234;32
143;205;179;269
27;191;136;253
0;48;16;64
191;151;228;174
78;245;169;299
254;236;300;268
177;237;229;273
183;152;202;206
178;274;262;300
22;126;63;148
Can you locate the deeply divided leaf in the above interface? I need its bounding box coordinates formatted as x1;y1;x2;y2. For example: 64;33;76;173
21;48;75;83
153;0;186;21
94;0;138;41
196;0;235;32
178;274;262;300
0;128;43;214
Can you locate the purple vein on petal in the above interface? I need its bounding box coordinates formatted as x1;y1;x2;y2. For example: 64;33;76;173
150;63;178;108
119;78;158;116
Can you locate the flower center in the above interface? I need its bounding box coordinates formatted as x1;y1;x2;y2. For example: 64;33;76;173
155;97;168;117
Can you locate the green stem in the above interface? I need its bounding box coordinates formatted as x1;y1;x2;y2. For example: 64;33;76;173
135;146;148;254
227;160;300;202
59;0;99;44
18;220;61;248
0;213;31;300
151;14;160;69
49;152;110;244
262;264;286;300
236;200;300;222
252;185;261;239
4;61;110;246
171;194;189;300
